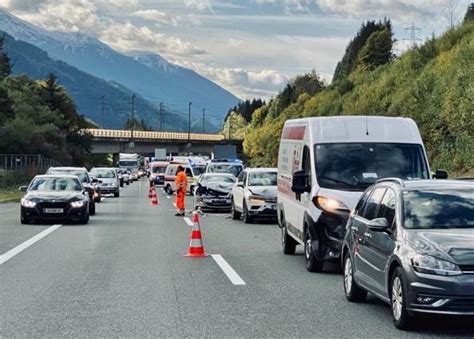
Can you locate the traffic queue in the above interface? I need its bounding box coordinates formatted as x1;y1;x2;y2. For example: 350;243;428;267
19;166;146;225
16;115;473;331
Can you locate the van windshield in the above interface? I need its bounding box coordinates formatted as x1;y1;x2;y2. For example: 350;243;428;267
315;143;429;191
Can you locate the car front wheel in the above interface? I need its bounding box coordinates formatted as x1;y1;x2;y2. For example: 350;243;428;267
231;199;241;220
242;202;253;224
89;201;96;215
20;214;32;224
391;267;414;330
343;254;367;302
304;227;324;272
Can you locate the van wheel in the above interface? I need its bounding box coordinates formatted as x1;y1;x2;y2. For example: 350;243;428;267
89;202;96;216
304;227;324;272
343;253;367;302
231;199;241;220
281;217;297;255
165;185;173;195
242;202;253;224
391;267;415;330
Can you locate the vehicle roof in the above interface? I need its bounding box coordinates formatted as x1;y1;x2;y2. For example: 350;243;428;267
34;174;81;180
201;173;236;177
150;161;169;166
284;116;423;144
91;167;115;170
48;167;87;171
378;179;474;191
244;167;277;173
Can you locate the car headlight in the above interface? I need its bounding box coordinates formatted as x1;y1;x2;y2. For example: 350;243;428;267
70;201;85;208
21;198;36;208
411;254;461;276
249;195;265;206
313;196;349;213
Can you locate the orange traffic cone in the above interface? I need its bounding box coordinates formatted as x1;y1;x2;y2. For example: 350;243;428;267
185;212;208;257
148;185;153;198
151;188;159;206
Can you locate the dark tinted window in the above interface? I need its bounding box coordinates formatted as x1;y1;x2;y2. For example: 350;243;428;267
302;146;312;187
185;168;193;177
314;143;429;191
355;189;372;216
404;189;474;229
377;189;396;226
361;188;386;220
238;171;246;184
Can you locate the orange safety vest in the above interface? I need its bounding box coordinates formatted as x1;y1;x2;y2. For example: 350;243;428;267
175;171;188;192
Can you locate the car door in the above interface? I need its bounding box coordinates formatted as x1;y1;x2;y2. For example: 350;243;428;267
233;171;246;211
362;188;397;295
353;187;386;288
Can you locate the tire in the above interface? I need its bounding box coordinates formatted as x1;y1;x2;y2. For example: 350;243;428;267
20;214;31;225
391;267;415;330
120;182;124;188
79;213;89;225
231;199;241;220
343;253;367;302
281;216;297;255
304;226;324;272
165;185;173;195
89;202;96;216
114;191;120;198
126;181;130;186
242;202;253;224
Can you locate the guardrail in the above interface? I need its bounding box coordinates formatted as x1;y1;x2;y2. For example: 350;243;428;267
84;129;226;142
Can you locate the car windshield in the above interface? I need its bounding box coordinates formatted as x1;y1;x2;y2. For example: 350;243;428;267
202;175;236;184
207;164;243;176
30;177;82;191
91;169;116;179
248;172;277;186
315;143;429;191
152;166;167;174
49;169;88;183
192;166;205;175
119;161;137;168
404;189;474;229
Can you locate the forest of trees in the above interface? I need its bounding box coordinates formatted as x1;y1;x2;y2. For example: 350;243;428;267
0;36;93;165
243;9;474;176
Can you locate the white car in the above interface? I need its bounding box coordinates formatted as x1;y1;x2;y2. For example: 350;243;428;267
231;168;278;223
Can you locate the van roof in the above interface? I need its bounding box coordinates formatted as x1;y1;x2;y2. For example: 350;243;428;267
284;116;423;144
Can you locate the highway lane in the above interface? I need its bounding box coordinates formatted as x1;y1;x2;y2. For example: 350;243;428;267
1;179;473;337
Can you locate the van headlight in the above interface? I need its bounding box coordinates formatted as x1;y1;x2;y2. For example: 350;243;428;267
249;196;265;206
313;196;349;212
70;201;85;208
21;198;36;208
411;254;461;276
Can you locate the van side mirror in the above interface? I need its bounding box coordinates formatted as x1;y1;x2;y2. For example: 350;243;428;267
433;169;448;179
19;186;28;192
291;170;310;194
367;218;390;231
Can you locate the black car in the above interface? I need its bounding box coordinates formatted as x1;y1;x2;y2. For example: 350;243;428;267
194;173;236;211
342;179;474;330
20;175;90;224
47;167;100;214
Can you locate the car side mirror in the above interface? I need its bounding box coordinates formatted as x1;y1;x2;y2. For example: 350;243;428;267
367;218;390;231
237;182;244;188
433;169;448;179
291;170;310;194
19;186;28;192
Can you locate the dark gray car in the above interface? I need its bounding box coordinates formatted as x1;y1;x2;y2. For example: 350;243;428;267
342;179;474;330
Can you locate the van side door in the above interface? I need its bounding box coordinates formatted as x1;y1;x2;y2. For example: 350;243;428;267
292;146;313;235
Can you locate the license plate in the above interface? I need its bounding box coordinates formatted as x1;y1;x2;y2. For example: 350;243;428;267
43;208;63;214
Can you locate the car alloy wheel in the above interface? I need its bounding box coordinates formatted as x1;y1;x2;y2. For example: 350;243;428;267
344;257;353;293
392;276;403;321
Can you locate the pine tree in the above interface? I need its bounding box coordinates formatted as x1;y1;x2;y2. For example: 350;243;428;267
357;27;394;70
0;34;11;80
464;3;474;23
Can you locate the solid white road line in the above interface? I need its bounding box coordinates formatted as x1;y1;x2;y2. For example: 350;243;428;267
183;217;194;227
211;254;246;286
0;224;62;265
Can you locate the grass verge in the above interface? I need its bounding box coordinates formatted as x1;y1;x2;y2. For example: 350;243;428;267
0;188;22;203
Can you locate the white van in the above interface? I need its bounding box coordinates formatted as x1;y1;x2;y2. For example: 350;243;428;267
277;116;441;272
164;161;205;195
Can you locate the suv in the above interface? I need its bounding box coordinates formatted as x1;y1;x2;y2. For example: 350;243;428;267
46;167;99;215
342;179;474;330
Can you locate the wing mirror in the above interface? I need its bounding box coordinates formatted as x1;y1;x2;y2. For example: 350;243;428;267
19;186;28;192
291;170;310;194
433;169;448;179
367;218;390;231
237;182;244;188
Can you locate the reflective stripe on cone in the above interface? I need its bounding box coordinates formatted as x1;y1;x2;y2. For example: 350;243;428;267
185;212;208;257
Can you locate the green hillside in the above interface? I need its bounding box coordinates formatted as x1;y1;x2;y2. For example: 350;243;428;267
242;21;474;176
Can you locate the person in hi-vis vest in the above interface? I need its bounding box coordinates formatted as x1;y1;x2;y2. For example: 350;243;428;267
175;165;187;216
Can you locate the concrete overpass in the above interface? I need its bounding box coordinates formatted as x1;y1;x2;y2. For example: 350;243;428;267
84;129;243;156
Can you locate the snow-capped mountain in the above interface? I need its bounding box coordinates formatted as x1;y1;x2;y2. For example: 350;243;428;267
0;8;239;123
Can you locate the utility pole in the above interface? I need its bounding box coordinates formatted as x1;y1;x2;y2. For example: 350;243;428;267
159;101;163;131
188;102;192;141
131;94;135;143
202;108;206;133
100;95;105;129
403;22;422;48
228;114;232;140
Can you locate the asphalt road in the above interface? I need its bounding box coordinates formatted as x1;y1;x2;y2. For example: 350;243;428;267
1;179;473;338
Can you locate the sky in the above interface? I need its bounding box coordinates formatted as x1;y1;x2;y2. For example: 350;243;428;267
0;0;470;99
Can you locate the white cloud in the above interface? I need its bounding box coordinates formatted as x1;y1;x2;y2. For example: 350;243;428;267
131;9;177;26
184;0;214;13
